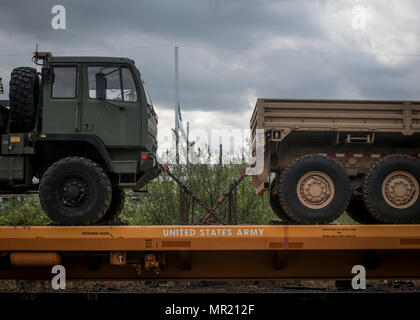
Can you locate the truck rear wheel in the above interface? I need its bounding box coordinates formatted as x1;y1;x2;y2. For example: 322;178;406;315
269;174;294;224
100;186;125;222
9;67;39;132
39;157;112;225
278;155;351;224
346;197;379;224
363;155;420;224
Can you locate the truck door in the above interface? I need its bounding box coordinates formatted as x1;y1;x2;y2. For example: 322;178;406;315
43;65;81;133
82;65;141;147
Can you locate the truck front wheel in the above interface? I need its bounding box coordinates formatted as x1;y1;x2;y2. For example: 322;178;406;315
39;157;112;225
278;155;351;224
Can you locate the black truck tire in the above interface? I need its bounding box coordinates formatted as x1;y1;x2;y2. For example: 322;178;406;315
363;155;420;224
346;197;379;224
278;155;351;224
100;186;125;222
9;67;39;132
269;174;294;224
39;157;112;225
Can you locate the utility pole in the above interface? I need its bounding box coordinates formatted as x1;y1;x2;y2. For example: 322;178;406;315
175;46;179;164
186;121;190;167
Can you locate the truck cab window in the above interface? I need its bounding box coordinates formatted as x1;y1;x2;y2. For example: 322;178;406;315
122;67;138;102
52;67;77;98
88;66;138;102
88;67;122;101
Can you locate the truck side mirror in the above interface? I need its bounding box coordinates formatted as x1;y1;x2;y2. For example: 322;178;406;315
0;78;3;94
95;72;107;100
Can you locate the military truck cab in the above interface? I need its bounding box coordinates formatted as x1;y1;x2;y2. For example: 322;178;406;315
0;52;160;225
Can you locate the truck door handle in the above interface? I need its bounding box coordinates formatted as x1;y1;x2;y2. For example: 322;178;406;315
83;123;94;131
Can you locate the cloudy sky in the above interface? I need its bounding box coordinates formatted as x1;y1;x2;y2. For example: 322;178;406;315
0;0;419;156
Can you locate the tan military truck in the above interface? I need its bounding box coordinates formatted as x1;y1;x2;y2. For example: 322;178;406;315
251;98;420;224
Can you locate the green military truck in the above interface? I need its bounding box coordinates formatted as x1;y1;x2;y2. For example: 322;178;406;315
0;52;160;225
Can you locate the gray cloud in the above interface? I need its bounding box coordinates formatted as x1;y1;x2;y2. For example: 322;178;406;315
0;0;420;132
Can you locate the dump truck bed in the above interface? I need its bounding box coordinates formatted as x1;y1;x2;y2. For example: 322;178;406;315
250;98;420;138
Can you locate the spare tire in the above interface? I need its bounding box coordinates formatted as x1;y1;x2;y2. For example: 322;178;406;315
9;67;39;132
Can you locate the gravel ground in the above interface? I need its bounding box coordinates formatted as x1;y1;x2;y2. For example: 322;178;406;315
1;279;420;293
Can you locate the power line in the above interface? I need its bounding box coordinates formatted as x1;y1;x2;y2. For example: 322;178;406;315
176;43;420;57
1;43;420;58
0;45;172;57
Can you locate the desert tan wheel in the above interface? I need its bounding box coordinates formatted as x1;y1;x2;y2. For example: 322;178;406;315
296;171;335;209
381;171;419;209
363;155;420;224
278;155;350;225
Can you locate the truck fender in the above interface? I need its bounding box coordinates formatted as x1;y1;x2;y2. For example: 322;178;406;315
36;134;114;172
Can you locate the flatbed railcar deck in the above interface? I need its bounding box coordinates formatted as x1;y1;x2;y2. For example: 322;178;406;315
1;225;420;280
